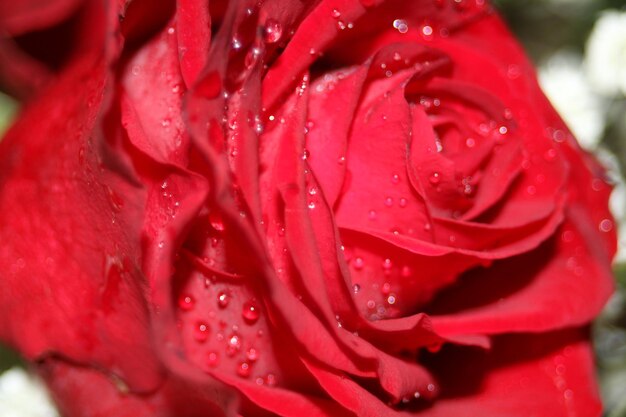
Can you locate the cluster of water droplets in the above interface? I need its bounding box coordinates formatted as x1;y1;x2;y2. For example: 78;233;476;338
345;247;418;320
176;281;277;384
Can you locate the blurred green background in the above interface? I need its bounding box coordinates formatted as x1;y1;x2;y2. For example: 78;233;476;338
1;1;626;415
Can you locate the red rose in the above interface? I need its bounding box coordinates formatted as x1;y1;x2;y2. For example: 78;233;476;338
0;0;616;416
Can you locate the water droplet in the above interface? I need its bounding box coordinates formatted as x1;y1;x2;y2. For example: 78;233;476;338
207;351;219;367
498;126;508;135
544;148;557;161
382;258;393;270
131;65;140;76
427;384;435;392
384;197;393;207
209;212;225;231
399;198;407;208
161;118;171;127
421;24;433;37
337;20;347;30
368;210;377;220
353;284;361;294
308;186;317;196
353;257;365;270
381;282;391;294
526;185;537;195
242;300;260;323
308;201;316;209
167;27;175;35
217;291;231;308
237;362;251;378
265;373;277;386
194;321;210;342
387;295;396;305
246;347;259;362
178;294;195;311
227;334;242;356
429;172;441;185
263;19;283;43
507;64;521;80
393;19;409;33
231;37;242;49
367;299;376;309
561;230;574;243
331;8;341;18
599;219;613;233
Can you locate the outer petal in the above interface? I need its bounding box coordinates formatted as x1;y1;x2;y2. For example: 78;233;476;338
39;358;234;417
420;329;602;417
0;1;163;393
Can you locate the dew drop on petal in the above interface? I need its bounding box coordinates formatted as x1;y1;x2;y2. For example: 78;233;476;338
237;362;251;378
382;259;393;270
207;351;219;368
246;347;259;362
263;19;283;43
393;19;409;33
217;291;230;308
194;322;210;342
227;334;242;356
599;219;613;233
353;257;365;270
209;212;225;231
242;300;260;324
178;294;195;311
429;172;440;185
265;373;277;386
384;197;393;207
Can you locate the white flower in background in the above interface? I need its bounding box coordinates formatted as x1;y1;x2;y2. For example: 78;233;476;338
594;148;626;263
538;52;606;149
0;367;58;417
585;10;626;97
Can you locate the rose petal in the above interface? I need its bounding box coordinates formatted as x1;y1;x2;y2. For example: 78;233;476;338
39;358;236;417
420;329;602;417
0;5;163;392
